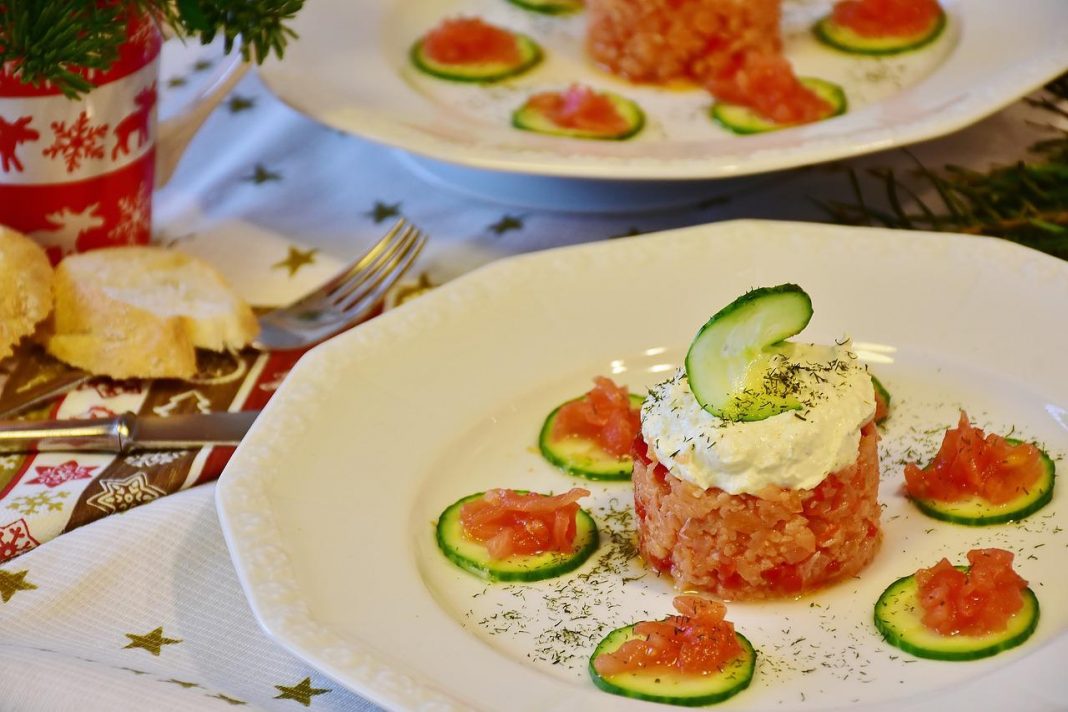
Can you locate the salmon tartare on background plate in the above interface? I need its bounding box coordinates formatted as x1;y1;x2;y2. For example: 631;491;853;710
217;220;1067;711
254;0;1068;179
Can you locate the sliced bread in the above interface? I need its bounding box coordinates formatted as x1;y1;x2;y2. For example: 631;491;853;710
0;226;54;361
47;246;259;379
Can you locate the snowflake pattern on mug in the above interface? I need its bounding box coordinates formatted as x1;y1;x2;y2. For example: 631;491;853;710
112;185;151;244
42;112;109;172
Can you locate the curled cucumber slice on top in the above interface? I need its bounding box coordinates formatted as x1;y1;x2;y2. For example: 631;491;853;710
685;284;813;422
872;375;891;424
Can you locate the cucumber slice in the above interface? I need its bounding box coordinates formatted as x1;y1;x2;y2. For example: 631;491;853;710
436;492;599;582
872;374;891;424
814;9;946;56
410;34;542;83
513;91;645;141
539;393;644;480
711;78;846;135
874;571;1040;661
589;624;756;706
910;440;1055;526
685;284;813;422
507;0;583;15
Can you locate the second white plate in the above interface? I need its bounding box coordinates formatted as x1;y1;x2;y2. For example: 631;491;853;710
258;0;1068;180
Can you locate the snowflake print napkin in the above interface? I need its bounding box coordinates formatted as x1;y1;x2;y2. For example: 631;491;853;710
0;347;303;565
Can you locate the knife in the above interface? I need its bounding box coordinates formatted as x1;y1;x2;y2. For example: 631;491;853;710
0;410;259;453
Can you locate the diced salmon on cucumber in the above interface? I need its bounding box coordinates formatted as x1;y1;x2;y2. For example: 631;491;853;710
411;18;543;83
916;548;1028;636
815;0;946;55
707;54;845;133
436;488;599;582
589;595;756;706
540;377;644;480
833;0;942;37
874;548;1040;661
513;85;645;140
460;488;588;558
904;411;1055;525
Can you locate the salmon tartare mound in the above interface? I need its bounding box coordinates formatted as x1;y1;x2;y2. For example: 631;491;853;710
586;0;782;85
634;285;882;600
586;0;834;127
633;420;881;599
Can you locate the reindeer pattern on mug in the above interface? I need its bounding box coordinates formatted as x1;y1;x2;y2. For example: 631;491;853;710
0;13;161;260
0;116;39;172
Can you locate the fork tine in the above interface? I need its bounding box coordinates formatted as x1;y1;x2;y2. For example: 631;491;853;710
326;224;420;307
291;218;409;309
337;229;427;314
295;230;427;347
252;221;428;351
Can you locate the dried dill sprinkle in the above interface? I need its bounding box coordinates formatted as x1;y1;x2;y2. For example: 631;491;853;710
469;497;645;669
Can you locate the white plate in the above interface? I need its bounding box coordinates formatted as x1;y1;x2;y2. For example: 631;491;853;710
218;220;1068;712
257;0;1068;180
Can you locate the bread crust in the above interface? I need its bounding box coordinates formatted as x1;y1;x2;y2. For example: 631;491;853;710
46;246;258;379
0;227;54;361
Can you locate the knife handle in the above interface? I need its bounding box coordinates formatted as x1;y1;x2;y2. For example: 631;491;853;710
0;413;135;453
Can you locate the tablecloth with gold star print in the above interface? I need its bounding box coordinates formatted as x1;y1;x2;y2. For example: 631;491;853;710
0;485;369;711
0;32;1064;712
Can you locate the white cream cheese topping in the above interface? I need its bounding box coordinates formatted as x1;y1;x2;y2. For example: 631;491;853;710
640;342;876;495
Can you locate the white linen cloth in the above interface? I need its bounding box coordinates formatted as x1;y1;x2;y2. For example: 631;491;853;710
0;485;373;712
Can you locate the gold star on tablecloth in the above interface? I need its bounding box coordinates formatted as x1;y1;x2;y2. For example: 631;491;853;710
208;693;246;705
274;677;330;706
489;215;524;235
366;201;401;223
272;246;319;277
0;569;35;602
227;95;256;113
123;627;182;656
244;164;281;184
386;272;435;310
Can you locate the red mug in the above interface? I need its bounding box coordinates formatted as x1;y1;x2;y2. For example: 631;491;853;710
0;14;242;263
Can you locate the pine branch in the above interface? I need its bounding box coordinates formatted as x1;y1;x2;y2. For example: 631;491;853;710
818;73;1068;261
0;2;127;98
176;0;303;64
0;0;305;98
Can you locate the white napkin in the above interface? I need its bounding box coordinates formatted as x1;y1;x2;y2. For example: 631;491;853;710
0;484;379;711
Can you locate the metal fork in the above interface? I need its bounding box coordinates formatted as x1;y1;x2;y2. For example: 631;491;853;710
254;219;427;350
0;219;428;418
